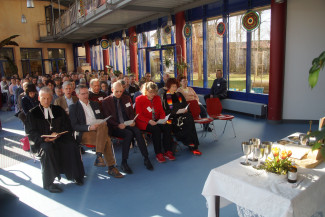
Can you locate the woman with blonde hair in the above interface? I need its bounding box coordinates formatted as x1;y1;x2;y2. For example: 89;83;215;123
135;82;175;163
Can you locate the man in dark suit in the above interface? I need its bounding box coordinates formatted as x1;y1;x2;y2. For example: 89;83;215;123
69;85;123;178
123;75;137;102
204;69;227;101
102;81;153;174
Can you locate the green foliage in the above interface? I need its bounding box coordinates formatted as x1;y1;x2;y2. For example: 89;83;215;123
307;128;325;158
261;148;293;175
113;70;122;77
0;35;20;49
308;51;325;88
126;66;131;74
4;56;18;77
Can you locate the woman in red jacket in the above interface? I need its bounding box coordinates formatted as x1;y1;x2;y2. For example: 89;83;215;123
135;82;175;163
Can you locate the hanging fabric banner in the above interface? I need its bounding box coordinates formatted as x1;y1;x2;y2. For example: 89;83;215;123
115;38;121;48
241;10;260;32
100;39;109;50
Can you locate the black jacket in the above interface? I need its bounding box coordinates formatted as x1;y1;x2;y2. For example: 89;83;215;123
69;100;104;143
210;78;227;99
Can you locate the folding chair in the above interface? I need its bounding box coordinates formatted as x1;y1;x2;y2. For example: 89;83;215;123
187;100;214;137
206;98;236;137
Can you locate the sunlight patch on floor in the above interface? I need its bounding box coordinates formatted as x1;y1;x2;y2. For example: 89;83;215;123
2;128;26;136
165;204;182;214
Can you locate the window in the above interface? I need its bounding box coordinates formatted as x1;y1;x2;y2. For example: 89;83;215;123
91;45;103;72
0;48;15;77
77;47;87;67
207;17;223;88
47;48;66;73
250;8;271;94
191;20;203;87
20;48;43;76
148;30;158;47
228;13;247;92
161;25;175;45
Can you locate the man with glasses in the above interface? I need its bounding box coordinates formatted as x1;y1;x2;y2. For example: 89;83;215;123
69;85;123;178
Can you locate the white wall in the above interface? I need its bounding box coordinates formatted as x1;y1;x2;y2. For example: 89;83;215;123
283;0;325;120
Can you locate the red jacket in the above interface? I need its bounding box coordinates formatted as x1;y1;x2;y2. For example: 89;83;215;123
135;95;166;130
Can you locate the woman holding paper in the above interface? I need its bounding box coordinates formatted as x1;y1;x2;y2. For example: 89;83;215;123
135;82;175;163
162;78;201;155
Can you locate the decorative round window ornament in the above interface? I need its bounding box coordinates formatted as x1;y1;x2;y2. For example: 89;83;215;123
130;34;138;45
164;25;172;35
241;10;260;32
100;39;109;50
182;23;192;39
216;21;226;37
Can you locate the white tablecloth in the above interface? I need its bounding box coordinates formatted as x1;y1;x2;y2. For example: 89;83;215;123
202;157;325;217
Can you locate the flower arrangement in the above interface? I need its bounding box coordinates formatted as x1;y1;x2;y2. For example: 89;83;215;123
262;147;293;175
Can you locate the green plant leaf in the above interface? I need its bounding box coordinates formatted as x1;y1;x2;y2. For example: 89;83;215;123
312;142;322;151
309;68;320;88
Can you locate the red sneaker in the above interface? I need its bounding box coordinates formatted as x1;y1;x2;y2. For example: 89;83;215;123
188;144;195;148
164;151;176;161
192;149;202;156
156;153;166;163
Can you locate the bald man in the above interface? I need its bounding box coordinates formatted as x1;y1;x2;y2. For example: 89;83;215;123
102;81;153;174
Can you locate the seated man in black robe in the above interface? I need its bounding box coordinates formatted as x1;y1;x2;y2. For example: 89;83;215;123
25;87;85;193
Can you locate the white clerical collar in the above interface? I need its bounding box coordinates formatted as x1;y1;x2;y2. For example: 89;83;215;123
43;106;54;119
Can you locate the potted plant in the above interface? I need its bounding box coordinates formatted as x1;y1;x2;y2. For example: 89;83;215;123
176;60;188;77
307;51;325;158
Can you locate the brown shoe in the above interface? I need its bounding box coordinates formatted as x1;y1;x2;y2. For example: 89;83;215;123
108;166;124;178
94;156;106;167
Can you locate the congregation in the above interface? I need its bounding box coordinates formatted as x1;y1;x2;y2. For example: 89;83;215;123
0;69;227;193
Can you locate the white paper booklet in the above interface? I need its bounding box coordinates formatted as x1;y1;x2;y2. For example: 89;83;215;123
176;103;190;114
157;114;171;124
91;116;111;125
124;114;139;126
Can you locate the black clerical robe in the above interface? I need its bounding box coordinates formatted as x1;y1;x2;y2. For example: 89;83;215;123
25;104;85;188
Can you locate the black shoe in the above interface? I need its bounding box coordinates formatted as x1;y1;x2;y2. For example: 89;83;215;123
121;161;133;174
80;147;85;155
206;127;213;132
75;178;84;186
144;158;154;171
45;183;63;193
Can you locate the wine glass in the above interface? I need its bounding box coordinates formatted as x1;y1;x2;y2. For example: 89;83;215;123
261;141;272;163
240;142;252;166
249;138;260;161
253;146;264;169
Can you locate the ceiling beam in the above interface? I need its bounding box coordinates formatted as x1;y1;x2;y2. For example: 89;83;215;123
122;5;172;13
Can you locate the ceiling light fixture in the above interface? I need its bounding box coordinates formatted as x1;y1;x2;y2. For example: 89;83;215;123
122;29;126;39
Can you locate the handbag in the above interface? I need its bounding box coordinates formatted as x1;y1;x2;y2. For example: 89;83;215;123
20;136;30;151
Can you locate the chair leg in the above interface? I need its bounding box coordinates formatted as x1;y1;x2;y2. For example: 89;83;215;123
222;121;228;134
211;121;218;140
231;120;236;137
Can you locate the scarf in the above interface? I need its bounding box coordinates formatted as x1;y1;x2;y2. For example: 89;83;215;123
166;90;182;110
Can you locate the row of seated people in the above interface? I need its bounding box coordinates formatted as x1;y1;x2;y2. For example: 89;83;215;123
23;78;203;193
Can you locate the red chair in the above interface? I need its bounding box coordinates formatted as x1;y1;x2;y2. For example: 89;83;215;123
187;100;214;137
206;98;236;137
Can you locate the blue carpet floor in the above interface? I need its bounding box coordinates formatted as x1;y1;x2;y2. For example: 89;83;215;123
0;110;317;217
